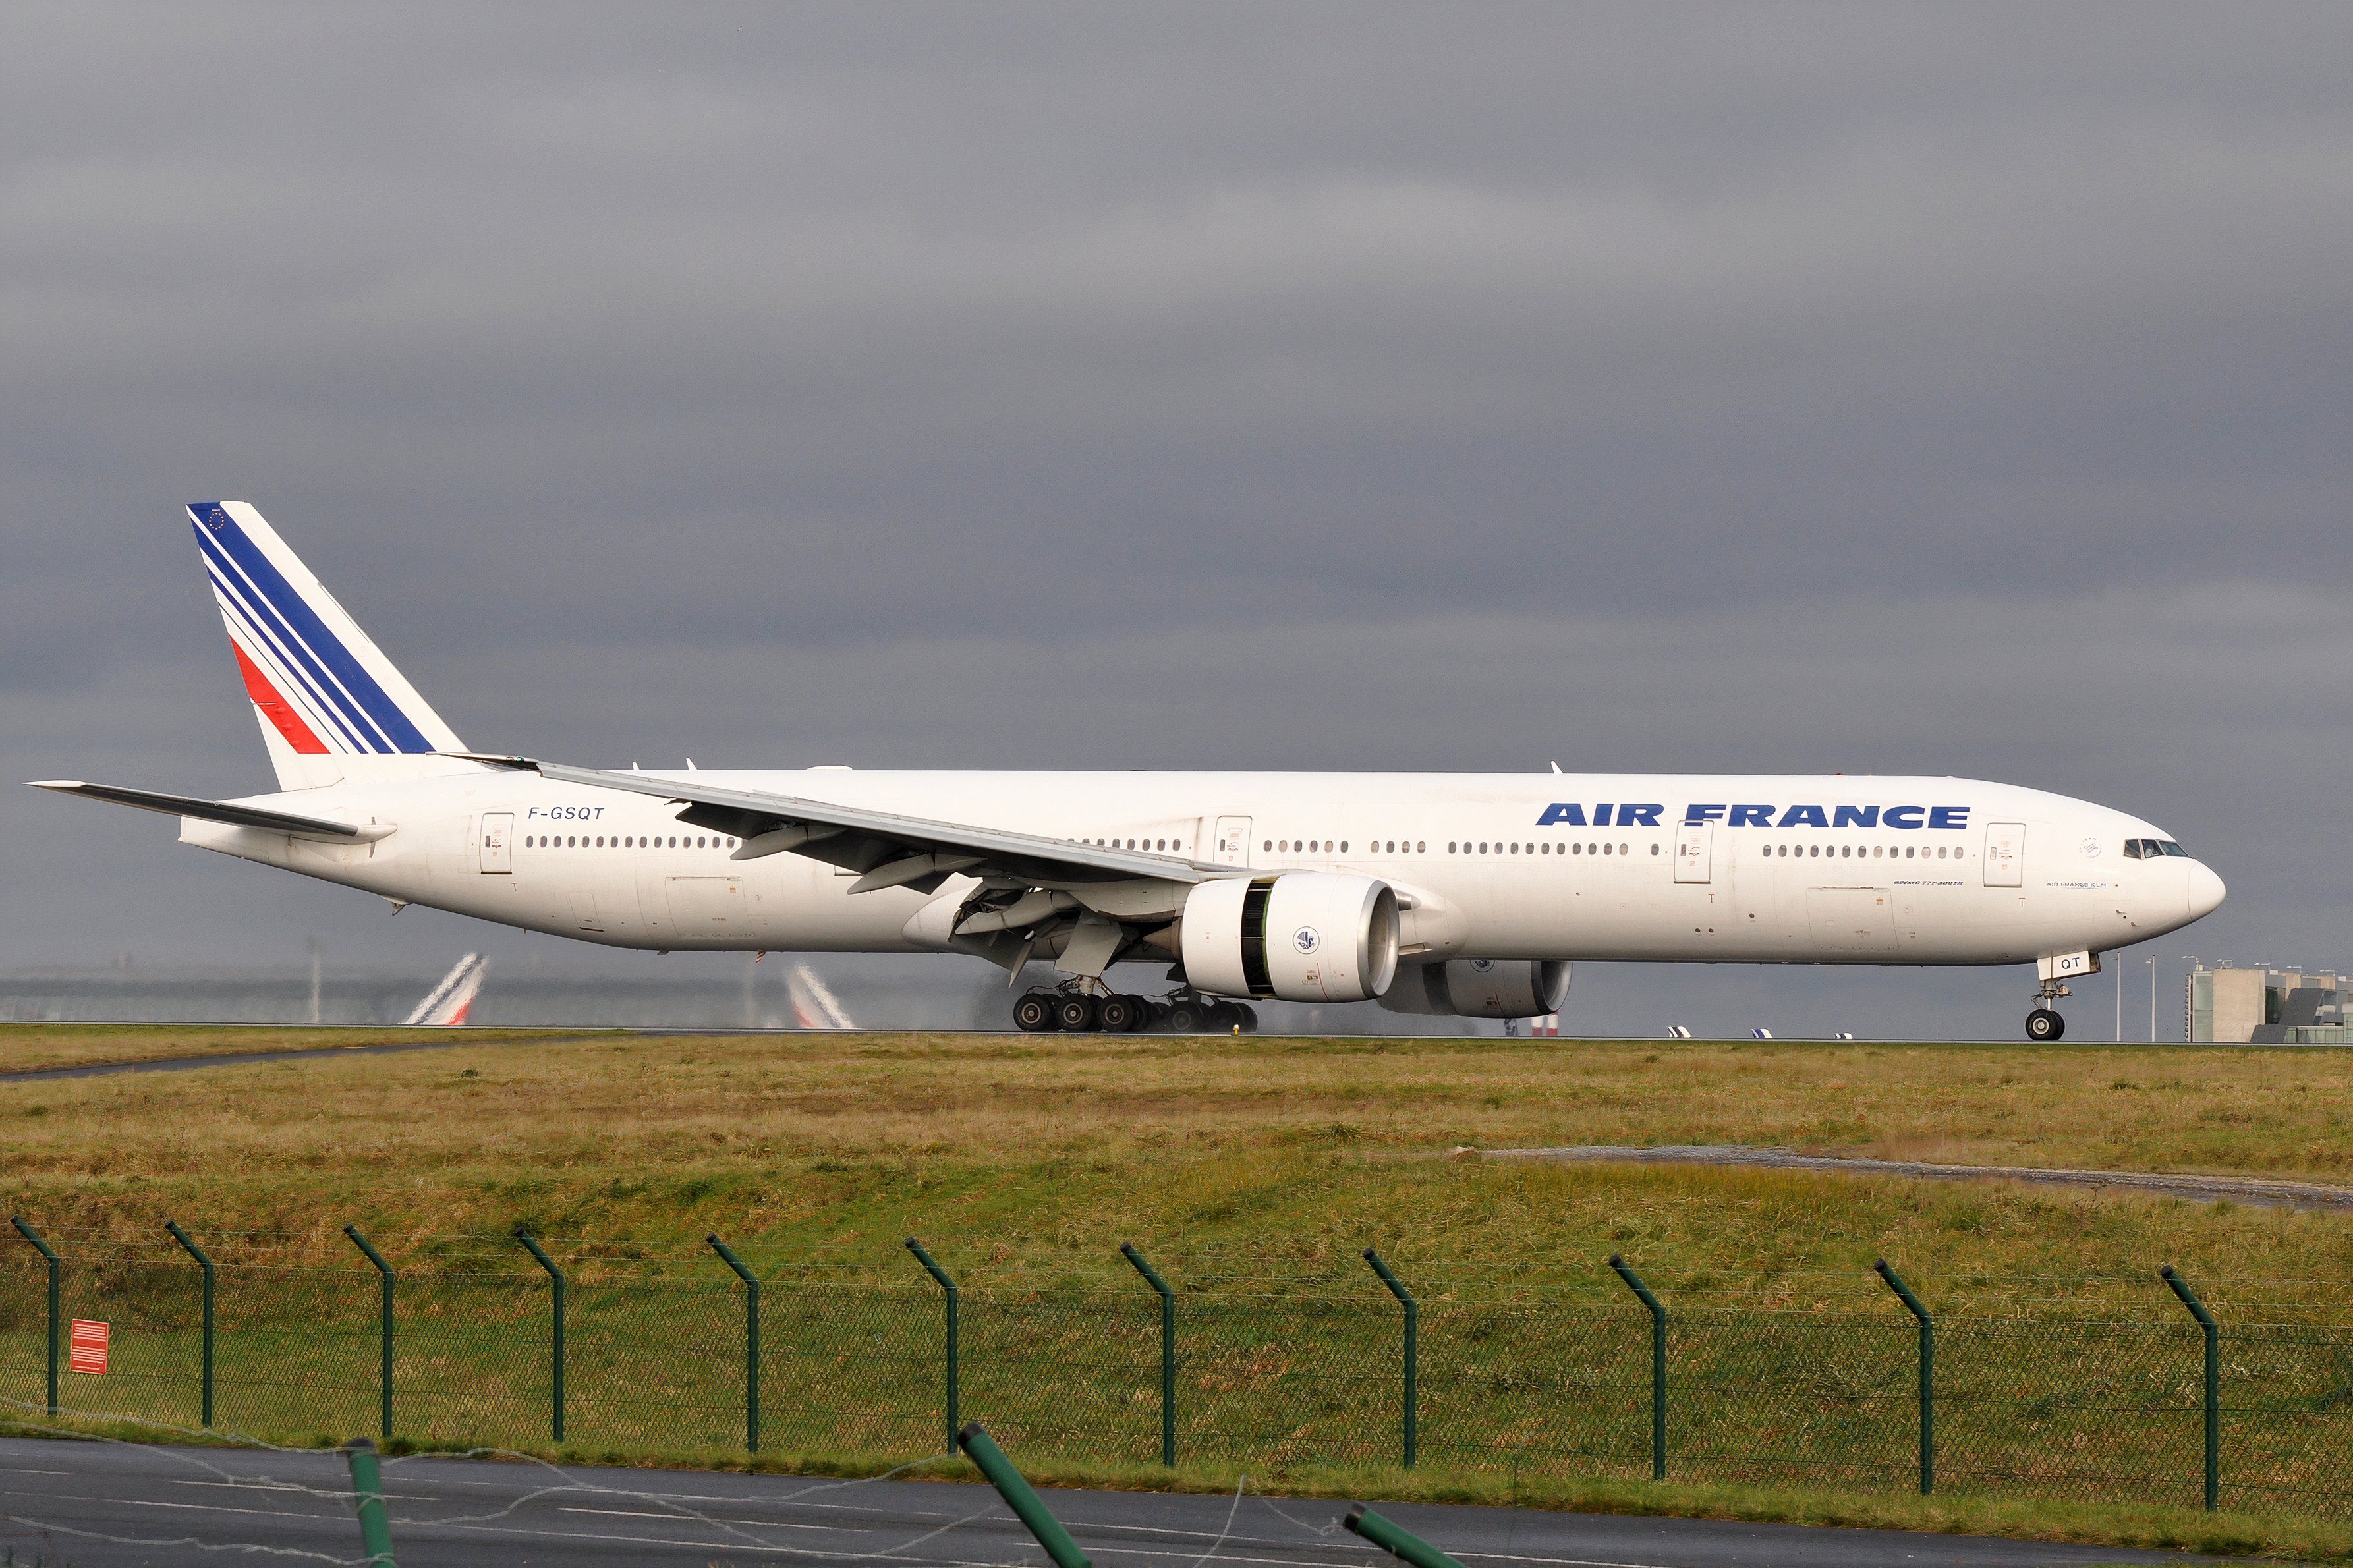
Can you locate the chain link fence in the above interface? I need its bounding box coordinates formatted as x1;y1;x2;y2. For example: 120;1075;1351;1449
6;1228;2351;1519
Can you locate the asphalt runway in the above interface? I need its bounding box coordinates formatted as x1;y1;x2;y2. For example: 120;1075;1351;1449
0;1435;2230;1568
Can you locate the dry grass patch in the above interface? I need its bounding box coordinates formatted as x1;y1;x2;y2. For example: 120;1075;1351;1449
1;1026;2350;1313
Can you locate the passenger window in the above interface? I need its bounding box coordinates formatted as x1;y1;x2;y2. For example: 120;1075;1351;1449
1649;843;1660;855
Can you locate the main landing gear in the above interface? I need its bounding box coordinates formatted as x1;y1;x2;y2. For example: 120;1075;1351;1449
1013;986;1259;1034
2024;980;2070;1042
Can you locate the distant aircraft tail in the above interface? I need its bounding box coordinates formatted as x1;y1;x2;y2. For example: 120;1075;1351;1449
403;953;488;1026
188;502;470;790
786;963;855;1030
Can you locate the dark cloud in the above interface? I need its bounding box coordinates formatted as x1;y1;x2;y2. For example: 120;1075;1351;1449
5;3;2348;1032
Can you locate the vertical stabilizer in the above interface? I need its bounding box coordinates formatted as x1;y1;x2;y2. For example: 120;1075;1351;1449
188;502;469;790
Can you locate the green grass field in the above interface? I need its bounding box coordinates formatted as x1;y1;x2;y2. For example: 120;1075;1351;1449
7;1024;2353;1557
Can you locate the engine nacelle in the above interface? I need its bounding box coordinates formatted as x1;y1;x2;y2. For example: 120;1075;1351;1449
1179;873;1401;1003
1378;958;1570;1019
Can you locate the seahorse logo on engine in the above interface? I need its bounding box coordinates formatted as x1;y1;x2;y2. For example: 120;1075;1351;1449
1291;926;1320;955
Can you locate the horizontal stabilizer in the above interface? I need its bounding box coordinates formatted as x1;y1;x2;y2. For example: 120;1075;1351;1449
25;780;391;843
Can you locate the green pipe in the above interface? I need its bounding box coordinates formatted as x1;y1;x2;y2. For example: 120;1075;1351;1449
513;1227;566;1443
165;1220;215;1429
2161;1264;2221;1511
1120;1243;1177;1468
10;1218;60;1418
906;1239;959;1451
1343;1504;1467;1568
1874;1260;1933;1496
958;1420;1091;1568
343;1225;395;1440
707;1235;761;1454
1607;1253;1666;1480
343;1436;398;1566
1362;1248;1417;1469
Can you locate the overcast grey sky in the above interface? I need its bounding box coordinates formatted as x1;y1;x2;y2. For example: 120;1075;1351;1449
7;3;2349;1036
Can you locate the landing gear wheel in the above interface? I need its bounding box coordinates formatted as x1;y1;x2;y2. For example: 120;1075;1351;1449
1013;992;1061;1032
1206;1000;1244;1031
1097;994;1147;1033
1236;1004;1259;1034
2026;1007;2065;1042
1056;993;1100;1033
1164;999;1205;1032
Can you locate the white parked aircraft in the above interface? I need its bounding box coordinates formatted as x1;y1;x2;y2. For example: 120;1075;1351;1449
32;505;2226;1041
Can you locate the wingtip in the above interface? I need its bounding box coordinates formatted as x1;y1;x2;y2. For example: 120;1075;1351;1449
25;779;86;791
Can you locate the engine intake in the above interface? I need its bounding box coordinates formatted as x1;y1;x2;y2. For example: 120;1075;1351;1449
1180;873;1401;1003
1378;959;1570;1019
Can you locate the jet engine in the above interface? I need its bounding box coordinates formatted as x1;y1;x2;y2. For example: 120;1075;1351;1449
1378;958;1570;1019
1179;874;1401;1003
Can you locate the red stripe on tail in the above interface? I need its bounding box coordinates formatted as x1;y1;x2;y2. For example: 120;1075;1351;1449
231;642;329;754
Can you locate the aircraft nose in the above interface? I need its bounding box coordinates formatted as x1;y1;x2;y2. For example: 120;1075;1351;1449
2186;861;2226;921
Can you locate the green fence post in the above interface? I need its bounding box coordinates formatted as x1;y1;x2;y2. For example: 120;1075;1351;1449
2161;1264;2220;1511
343;1436;398;1566
1344;1503;1469;1568
1607;1254;1666;1480
344;1225;395;1440
906;1239;959;1453
513;1227;566;1444
1873;1259;1932;1496
165;1220;216;1429
957;1421;1091;1568
707;1235;760;1454
1120;1242;1177;1468
9;1218;60;1418
1363;1248;1417;1469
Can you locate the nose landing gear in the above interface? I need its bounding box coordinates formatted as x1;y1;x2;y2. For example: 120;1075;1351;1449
2024;980;2071;1042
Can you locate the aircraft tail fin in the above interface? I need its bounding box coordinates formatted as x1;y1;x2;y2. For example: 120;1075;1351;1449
188;502;472;791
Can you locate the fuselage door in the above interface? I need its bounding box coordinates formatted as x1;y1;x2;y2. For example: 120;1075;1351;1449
478;812;513;874
1673;824;1711;883
1984;822;2026;887
1214;816;1253;867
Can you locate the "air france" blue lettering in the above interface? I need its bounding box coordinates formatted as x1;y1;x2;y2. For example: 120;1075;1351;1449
1554;801;1972;829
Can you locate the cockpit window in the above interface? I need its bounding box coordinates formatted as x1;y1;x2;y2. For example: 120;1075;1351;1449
2125;837;2190;860
2159;839;2189;858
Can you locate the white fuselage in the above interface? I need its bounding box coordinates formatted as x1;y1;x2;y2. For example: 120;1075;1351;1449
181;768;2222;970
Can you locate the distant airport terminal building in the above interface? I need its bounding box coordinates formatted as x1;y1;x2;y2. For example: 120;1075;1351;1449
2188;963;2350;1043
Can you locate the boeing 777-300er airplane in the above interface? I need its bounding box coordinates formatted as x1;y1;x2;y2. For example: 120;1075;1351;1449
32;505;2228;1040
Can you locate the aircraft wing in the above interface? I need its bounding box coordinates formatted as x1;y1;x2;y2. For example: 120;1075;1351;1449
25;780;389;843
531;762;1231;893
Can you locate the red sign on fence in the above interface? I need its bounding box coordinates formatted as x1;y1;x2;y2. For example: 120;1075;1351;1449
69;1319;108;1375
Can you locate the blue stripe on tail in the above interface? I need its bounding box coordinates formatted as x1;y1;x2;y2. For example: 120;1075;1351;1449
188;506;434;753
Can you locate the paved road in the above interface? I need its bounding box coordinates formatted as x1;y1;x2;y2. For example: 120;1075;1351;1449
0;1034;616;1083
1484;1145;2353;1213
0;1435;2228;1568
